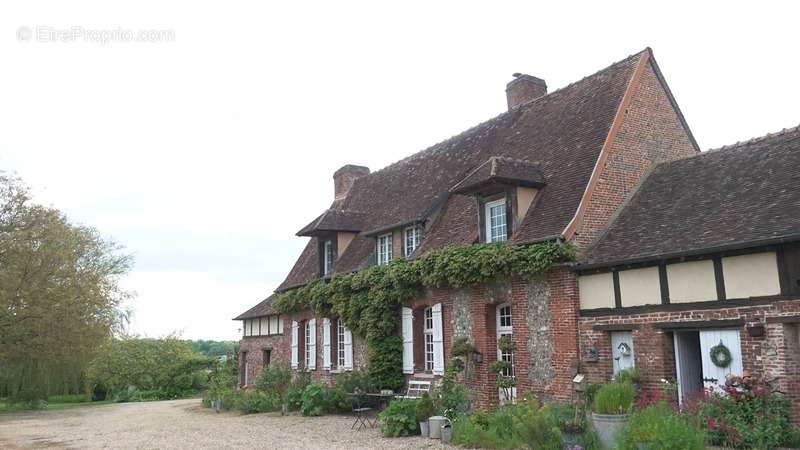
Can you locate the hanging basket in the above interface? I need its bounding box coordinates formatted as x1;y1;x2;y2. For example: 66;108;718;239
710;341;732;368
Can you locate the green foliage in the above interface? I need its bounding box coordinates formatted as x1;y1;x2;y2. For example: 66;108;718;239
47;394;90;404
592;381;635;415
271;242;573;389
612;367;641;384
450;337;476;358
254;364;292;408
618;403;706;450
334;370;375;394
287;387;304;411
0;174;133;403
697;388;791;449
436;360;470;419
88;337;213;401
415;391;435;423
300;383;328;416
325;385;351;413
367;336;405;390
185;340;238;358
378;399;420;437
452;399;561;449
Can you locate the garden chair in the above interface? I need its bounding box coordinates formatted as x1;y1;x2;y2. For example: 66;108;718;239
350;390;374;431
394;380;432;399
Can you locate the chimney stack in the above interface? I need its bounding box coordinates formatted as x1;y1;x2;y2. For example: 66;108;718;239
333;165;370;201
506;73;547;110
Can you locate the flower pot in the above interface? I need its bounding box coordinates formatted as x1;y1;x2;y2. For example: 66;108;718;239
419;421;429;438
428;416;447;439
591;412;628;450
441;423;453;444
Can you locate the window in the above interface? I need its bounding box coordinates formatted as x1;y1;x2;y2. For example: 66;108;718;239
241;351;248;386
323;240;333;276
496;304;514;378
485;198;507;243
337;320;346;368
404;226;421;257
262;349;271;368
377;233;393;266
424;307;434;372
305;321;313;368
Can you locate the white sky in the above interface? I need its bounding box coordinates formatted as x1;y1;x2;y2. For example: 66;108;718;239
1;2;798;340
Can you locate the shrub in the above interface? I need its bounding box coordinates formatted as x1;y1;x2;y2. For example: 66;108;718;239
286;386;304;411
47;394;89;404
696;374;791;449
254;364;292;411
592;381;635;415
326;385;351;413
300;383;328;416
415;391;435;423
451;399;561;449
451;337;476;358
618;403;706;450
378;399;419;437
239;391;280;414
612;367;641;384
334;370;375;394
436;360;470;418
367;336;405;391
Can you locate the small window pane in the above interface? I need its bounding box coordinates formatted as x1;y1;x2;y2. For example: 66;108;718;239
485;199;508;243
270;316;279;335
377;234;393;266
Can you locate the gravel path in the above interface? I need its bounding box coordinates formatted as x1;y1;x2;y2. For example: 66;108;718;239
0;399;455;449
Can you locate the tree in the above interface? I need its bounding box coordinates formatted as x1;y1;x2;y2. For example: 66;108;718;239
0;174;132;402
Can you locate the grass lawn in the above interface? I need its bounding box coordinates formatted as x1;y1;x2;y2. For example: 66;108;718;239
0;396;115;413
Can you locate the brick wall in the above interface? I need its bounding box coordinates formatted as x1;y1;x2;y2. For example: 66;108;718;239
239;333;289;387
573;60;697;250
578;299;800;422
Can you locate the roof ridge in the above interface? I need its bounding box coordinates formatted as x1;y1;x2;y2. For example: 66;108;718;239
706;123;800;153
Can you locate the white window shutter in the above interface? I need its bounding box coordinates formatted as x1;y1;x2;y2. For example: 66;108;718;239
402;307;414;374
322;318;331;370
432;303;444;375
291;320;299;369
308;319;317;370
343;327;353;370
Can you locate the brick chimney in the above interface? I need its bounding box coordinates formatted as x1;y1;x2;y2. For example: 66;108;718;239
333;165;370;200
506;73;547;110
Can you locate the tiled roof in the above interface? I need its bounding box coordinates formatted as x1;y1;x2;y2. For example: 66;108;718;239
296;209;366;237
451;157;545;195
583;125;800;267
274;49;645;292
234;294;276;320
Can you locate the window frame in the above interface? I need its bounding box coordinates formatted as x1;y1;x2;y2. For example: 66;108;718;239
424;307;434;372
485;198;508;243
496;303;514;379
377;233;393;266
323;240;333;276
337;320;346;368
404;225;421;257
305;321;313;368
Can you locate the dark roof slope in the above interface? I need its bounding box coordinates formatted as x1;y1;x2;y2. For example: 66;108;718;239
583;125;800;267
234;294;276;320
297;209;367;236
451;157;545;194
275;50;645;291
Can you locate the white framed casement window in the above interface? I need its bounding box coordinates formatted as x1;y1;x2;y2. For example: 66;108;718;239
323;240;333;276
377;233;393;266
485;198;508;243
404;225;421;257
496;303;516;401
305;319;316;370
424;306;434;372
337;320;346;368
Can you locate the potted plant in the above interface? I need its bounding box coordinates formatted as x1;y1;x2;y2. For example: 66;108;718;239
415;391;435;437
591;381;635;449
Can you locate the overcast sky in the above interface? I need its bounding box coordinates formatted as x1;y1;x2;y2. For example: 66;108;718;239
1;2;798;340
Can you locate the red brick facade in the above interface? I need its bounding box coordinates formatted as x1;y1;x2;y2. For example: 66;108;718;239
239;334;289;387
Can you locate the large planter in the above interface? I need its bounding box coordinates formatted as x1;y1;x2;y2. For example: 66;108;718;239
419;421;429;438
591;412;628;450
428;416;447;439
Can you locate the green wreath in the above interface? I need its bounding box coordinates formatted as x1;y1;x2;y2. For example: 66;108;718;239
710;341;732;368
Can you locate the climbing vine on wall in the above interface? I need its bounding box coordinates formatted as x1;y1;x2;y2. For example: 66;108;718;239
273;241;574;389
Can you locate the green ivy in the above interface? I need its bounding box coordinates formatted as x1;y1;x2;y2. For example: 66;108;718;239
273;241;573;389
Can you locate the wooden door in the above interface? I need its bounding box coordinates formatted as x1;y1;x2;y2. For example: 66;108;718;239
699;329;742;392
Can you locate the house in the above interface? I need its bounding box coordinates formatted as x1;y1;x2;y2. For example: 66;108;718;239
234;48;800;416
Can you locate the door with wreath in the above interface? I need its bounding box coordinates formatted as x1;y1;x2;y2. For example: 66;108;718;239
699;329;743;393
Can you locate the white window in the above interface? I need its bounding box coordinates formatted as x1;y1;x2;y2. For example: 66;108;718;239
496;304;514;378
323;240;333;276
337;320;346;368
485;198;508;243
305;321;313;368
270;315;279;335
404;226;421;257
377;233;393;266
424;307;434;372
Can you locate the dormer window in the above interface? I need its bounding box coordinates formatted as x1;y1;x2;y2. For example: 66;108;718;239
377;233;393;266
322;240;333;275
404;225;421;257
485;198;508;243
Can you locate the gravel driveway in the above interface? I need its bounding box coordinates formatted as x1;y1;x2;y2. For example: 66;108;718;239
0;399;454;449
